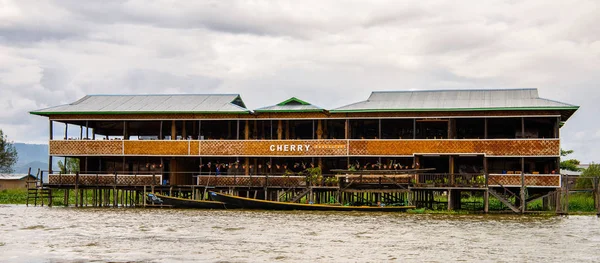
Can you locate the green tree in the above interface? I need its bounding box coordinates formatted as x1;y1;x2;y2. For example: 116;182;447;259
0;129;18;173
575;163;600;189
560;149;581;172
57;158;80;174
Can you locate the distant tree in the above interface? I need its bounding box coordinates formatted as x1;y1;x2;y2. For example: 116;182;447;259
57;158;80;174
575;163;600;189
560;149;582;172
0;129;18;173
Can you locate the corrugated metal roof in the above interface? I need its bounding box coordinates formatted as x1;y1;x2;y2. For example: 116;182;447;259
255;97;324;112
0;174;34;180
332;89;578;112
30;94;251;115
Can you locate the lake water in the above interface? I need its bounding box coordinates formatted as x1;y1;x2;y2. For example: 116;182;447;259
1;205;599;262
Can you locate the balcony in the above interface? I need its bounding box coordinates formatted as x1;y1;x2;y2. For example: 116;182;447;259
49;138;560;157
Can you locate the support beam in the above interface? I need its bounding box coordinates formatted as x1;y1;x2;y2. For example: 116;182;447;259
245;120;249;140
344;119;348;139
317;120;323;139
171;120;176;140
484;190;489;213
484;118;488;139
182;120;186;140
520;157;526;213
277;120;283;140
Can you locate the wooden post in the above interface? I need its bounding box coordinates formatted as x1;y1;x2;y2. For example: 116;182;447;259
317;120;323;139
484;190;489;213
277;120;283;140
520;157;525;213
171;120;176;140
74;172;79;207
245;120;249;140
182;120;186;139
484;118;488;139
344;119;349;139
285;120;290;139
449;155;455;185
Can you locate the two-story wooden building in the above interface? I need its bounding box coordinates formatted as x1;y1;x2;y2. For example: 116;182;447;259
30;88;578;212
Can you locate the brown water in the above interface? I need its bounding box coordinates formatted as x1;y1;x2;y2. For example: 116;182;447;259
1;205;599;262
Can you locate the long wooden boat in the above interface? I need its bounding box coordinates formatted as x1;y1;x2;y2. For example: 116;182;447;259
209;192;415;212
148;193;227;209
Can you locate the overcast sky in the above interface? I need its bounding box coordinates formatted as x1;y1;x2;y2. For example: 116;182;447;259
0;0;598;162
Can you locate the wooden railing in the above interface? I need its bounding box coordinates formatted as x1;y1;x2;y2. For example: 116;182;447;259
49;138;560;157
196;175;307;187
488;174;561;187
48;174;162;186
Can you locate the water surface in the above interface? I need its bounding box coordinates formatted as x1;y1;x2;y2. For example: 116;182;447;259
1;205;599;262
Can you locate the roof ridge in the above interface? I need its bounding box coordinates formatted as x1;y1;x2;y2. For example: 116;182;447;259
372;88;537;94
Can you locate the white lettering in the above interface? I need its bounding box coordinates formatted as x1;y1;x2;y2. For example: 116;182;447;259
284;145;289;151
270;145;275;151
305;145;311;151
297;145;303;151
290;145;296;151
277;145;283;151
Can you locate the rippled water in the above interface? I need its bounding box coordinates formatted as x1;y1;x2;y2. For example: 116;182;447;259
1;205;600;262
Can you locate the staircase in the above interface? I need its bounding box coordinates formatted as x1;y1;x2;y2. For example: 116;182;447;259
289;188;312;203
25;170;52;207
488;188;520;213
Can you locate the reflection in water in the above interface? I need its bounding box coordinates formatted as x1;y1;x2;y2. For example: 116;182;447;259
0;205;599;262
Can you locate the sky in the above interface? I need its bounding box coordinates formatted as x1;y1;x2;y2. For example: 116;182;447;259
0;0;599;162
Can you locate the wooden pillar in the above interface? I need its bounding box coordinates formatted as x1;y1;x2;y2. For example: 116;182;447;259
85;120;89;139
344;119;349;139
277;120;283;140
245;157;249;175
413;119;416;139
520;157;526;213
182;121;186;140
64;122;68;139
317;120;323;139
484;190;489;213
449;155;455;185
378;119;382;139
447;189;452;210
159;121;163;139
554;116;560;138
285;120;290;139
521;117;525;138
171;120;176;140
170;159;177;185
244;120;249;140
123;121;128;140
448;119;456;139
484;118;488;139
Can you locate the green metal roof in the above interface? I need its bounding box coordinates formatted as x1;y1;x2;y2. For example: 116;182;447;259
255;97;324;113
30;94;251;116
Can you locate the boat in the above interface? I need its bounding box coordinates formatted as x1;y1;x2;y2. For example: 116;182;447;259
209;191;415;212
147;193;228;209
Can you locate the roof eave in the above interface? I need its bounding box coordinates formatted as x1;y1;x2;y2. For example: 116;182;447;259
29;110;252;116
254;109;325;113
330;106;580;113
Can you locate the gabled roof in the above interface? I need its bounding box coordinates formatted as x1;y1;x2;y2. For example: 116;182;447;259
255;97;324;113
0;174;35;180
30;94;251;115
332;89;578;119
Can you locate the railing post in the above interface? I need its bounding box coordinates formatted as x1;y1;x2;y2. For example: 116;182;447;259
74;172;80;207
151;173;155;194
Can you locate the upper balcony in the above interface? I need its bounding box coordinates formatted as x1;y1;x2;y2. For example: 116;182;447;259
49;138;560;157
